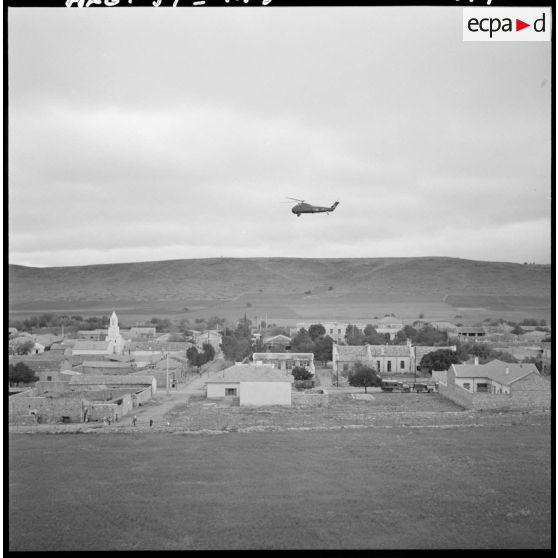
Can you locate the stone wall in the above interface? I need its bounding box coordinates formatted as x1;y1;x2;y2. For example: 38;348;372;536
506;374;551;409
133;386;153;406
35;381;69;396
438;381;473;410
89;403;118;421
88;393;133;421
438;374;551;411
9;395;86;424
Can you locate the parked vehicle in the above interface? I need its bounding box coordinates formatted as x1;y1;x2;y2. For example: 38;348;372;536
413;383;435;393
381;379;402;392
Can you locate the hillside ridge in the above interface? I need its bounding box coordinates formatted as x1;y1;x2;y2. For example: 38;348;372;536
8;257;550;306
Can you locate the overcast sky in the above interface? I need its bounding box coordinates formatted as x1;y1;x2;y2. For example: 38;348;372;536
8;6;552;267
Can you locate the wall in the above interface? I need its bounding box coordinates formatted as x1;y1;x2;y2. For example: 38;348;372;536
207;382;239;399
438;381;474;410
239;382;291;407
35;381;69;396
133;386;153;407
508;374;551;409
9;395;86;424
113;393;133;419
439;373;551;411
432;370;448;384
81;365;135;375
89;403;118;421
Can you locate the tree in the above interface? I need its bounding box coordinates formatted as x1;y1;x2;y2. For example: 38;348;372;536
523;357;544;373
291;328;314;352
201;342;216;363
394;330;408;345
236;338;253;361
235;316;252;340
313;335;333;366
363;325;389;345
9;362;38;386
186;346;199;367
511;325;525;335
206;315;227;330
419;349;460;374
220;335;239;361
291;366;312;381
414;325;449;346
308;324;326;341
489;350;518;363
401;325;419;344
348;363;381;393
345;324;365;345
468;343;492;362
13;339;36;355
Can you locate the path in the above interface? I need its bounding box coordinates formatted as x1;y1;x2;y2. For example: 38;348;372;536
126;358;229;427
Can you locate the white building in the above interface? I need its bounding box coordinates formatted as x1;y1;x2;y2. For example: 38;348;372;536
72;311;126;356
451;359;540;394
295;322;367;343
205;364;292;407
252;352;315;374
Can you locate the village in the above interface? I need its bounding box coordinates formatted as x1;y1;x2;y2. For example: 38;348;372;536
8;310;551;430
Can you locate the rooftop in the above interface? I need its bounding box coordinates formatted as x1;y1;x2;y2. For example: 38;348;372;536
452;360;539;386
206;364;292;384
69;375;155;386
252;352;314;360
368;345;410;357
73;341;110;351
334;345;369;360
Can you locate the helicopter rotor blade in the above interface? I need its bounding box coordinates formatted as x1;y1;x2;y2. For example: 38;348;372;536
286;196;305;203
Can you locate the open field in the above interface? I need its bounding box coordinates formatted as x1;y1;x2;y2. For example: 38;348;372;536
9;416;551;551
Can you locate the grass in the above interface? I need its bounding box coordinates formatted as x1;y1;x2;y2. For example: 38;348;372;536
9;416;551;551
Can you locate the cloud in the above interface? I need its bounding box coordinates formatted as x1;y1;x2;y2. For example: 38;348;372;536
8;7;552;266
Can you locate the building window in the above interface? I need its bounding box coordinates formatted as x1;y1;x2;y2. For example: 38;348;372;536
47;376;52;382
387;361;392;372
400;361;405;370
225;388;237;396
376;361;381;371
463;383;471;390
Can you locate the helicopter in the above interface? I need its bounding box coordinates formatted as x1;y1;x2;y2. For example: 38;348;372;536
287;197;340;217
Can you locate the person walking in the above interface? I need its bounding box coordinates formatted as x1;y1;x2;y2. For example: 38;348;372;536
149;419;153;427
132;415;137;426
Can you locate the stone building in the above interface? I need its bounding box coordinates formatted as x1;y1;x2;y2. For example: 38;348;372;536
438;360;550;411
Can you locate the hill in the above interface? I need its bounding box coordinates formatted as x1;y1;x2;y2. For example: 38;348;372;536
8;257;550;302
9;257;551;324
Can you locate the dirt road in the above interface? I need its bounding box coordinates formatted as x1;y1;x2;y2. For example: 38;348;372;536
125;358;229;428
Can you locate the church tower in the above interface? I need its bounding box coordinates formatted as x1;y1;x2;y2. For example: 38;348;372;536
107;311;120;342
105;310;124;354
